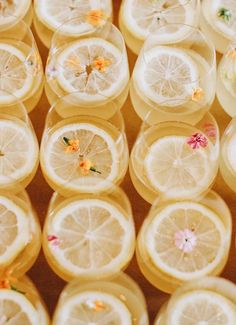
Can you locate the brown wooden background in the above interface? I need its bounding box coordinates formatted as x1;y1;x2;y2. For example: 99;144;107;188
27;1;236;323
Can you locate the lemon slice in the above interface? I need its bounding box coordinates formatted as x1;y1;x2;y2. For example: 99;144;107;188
41;123;119;192
54;291;132;325
34;0;112;34
0;195;30;266
226;134;236;172
45;198;135;278
0;119;38;185
0;0;31;30
168;290;236;324
144;136;211;198
0;43;34;104
134;46;198;106
203;0;236;39
121;0;195;41
55;38;126;102
145;202;226;281
219;55;236;98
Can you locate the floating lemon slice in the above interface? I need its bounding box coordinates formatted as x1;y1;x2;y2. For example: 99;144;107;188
0;119;38;185
41;123;119;193
145;202;226;281
0;43;34;104
0;0;31;29
0;195;30;266
0;289;38;324
55;38;125;102
35;0;112;34
54;291;132;325
144;135;210;198
134;46;198;106
45;198;135;278
204;0;236;39
121;0;195;41
168;290;236;324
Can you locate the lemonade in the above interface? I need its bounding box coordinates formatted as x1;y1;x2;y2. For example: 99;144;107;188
130;24;216;124
0;21;44;112
0;0;33;33
129;112;219;203
119;0;199;55
136;190;232;294
40;108;129;197
0;275;49;324
52;272;149;325
200;0;236;53
33;0;113;48
43;187;135;281
220;117;236;192
45;21;129;118
154;277;236;324
217;43;236;117
0;190;41;279
0;105;39;193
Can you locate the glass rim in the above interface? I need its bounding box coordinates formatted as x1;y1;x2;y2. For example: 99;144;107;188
142;23;216;85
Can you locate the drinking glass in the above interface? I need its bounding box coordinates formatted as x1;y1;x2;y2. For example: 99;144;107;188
119;0;200;55
136;190;232;293
33;0;113;48
130;23;216;124
40;96;129;197
52;272;149;325
45;17;129;116
130;111;219;203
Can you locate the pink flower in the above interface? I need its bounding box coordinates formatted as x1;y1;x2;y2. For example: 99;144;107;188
204;123;217;139
174;229;197;253
187;133;208;149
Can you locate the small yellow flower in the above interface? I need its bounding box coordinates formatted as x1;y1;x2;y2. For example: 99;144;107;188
93;56;111;72
63;137;80;153
192;87;204;102
79;159;93;175
86;9;106;26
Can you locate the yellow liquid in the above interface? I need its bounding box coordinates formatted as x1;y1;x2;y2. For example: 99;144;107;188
40;115;129;197
0;114;39;193
130;47;215;124
42;191;135;281
0;40;44;113
0;191;41;278
136;190;232;294
52;273;149;325
200;0;236;53
154;277;236;324
129;121;218;204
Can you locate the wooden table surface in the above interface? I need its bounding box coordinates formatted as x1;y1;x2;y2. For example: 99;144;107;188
27;1;236;323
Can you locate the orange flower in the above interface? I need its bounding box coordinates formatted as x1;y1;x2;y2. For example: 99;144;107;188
0;269;17;290
63;137;80;153
86;9;105;26
85;299;106;311
79;159;101;175
192;87;204;102
226;48;236;60
93;56;111;72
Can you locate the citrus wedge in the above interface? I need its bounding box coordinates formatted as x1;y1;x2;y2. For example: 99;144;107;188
0;43;35;104
35;0;112;34
0;289;38;324
134;46;198;106
45;198;134;278
0;0;31;29
121;0;195;41
54;38;126;102
41;123;119;192
54;291;132;325
203;0;236;39
145;202;227;281
144;135;211;198
0;119;38;185
168;290;236;324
